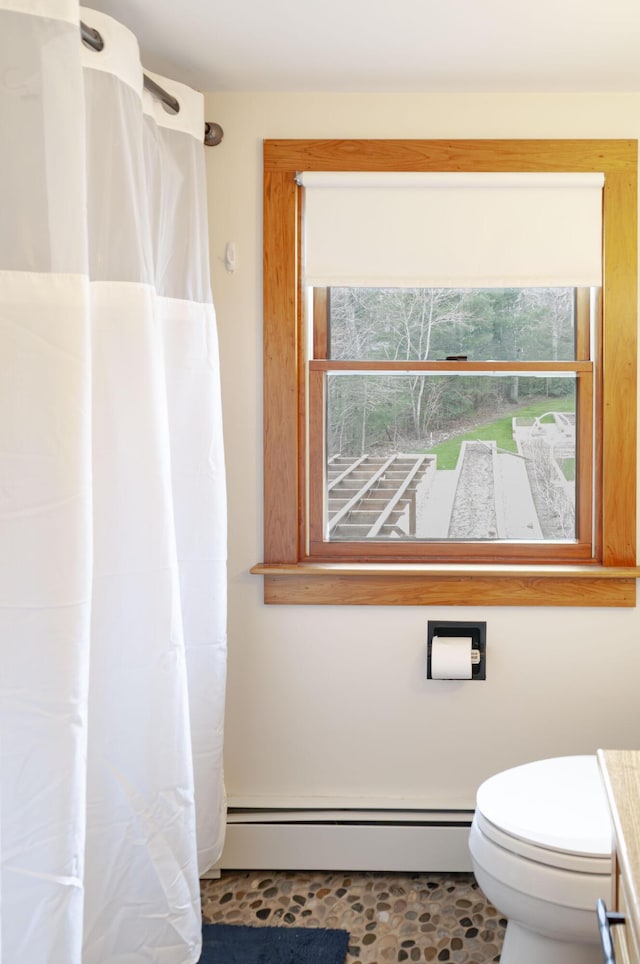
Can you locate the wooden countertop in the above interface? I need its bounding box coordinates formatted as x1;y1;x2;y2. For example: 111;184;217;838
597;749;640;957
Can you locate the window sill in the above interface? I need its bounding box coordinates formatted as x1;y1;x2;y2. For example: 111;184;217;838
250;562;640;607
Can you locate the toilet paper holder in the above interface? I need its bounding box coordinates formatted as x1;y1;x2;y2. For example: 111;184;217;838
427;620;487;680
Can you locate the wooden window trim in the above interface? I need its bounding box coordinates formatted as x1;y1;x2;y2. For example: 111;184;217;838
255;139;639;606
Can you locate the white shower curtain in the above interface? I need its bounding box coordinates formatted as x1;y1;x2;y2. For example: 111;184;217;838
0;4;227;962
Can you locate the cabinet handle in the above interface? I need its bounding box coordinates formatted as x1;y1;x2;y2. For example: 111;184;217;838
597;898;626;964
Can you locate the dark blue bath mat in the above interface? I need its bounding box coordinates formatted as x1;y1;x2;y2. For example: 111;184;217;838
199;922;350;963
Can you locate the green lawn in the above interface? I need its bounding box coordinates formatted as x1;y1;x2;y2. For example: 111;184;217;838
423;396;574;470
559;457;576;481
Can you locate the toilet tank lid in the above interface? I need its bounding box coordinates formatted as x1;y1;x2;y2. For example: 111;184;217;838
475;755;612;857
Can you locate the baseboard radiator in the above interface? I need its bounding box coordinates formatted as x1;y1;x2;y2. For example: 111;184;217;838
207;809;474;877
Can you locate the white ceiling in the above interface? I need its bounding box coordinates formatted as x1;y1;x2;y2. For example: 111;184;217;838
85;0;640;94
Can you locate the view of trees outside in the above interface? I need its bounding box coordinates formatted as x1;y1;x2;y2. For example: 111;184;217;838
322;288;580;542
327;287;575;455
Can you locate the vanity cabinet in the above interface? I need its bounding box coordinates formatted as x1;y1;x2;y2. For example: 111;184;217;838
597;750;640;964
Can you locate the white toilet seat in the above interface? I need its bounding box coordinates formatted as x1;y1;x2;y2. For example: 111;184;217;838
475;755;612;861
469;817;611;911
474;810;610;875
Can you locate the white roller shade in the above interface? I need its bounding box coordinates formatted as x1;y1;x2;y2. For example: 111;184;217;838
300;172;604;288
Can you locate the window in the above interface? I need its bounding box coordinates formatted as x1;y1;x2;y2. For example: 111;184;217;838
312;285;591;556
255;140;638;606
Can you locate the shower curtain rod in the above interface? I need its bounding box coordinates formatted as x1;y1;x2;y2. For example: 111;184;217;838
80;21;224;147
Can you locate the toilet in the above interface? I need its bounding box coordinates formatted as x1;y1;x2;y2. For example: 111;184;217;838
469;755;612;964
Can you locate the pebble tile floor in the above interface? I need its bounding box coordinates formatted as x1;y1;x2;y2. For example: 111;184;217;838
201;871;505;962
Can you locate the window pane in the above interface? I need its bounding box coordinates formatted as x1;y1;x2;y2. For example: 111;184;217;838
326;373;577;542
325;287;578;362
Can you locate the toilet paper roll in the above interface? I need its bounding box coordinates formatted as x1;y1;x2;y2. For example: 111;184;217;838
430;635;473;679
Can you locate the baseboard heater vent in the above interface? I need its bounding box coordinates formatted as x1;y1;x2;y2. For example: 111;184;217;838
210;809;474;875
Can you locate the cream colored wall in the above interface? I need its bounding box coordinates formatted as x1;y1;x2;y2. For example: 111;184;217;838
204;92;640;810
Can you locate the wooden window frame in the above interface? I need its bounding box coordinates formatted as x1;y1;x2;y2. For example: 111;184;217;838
253;139;639;606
